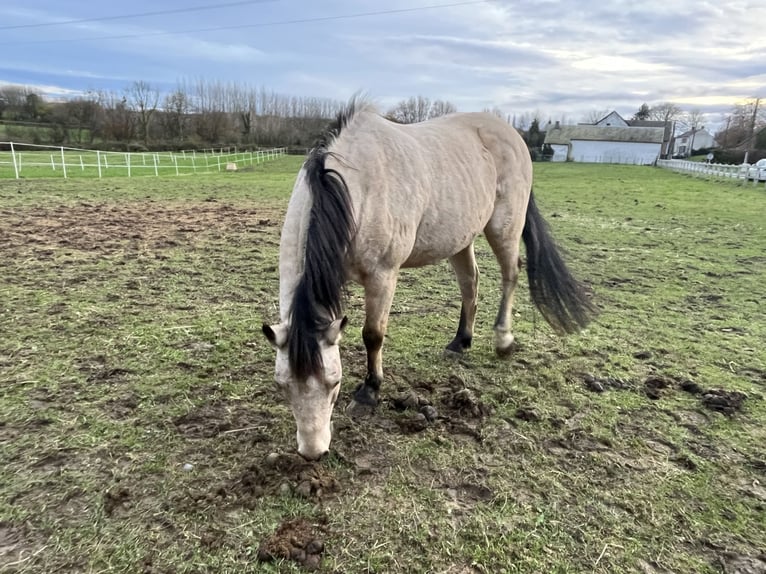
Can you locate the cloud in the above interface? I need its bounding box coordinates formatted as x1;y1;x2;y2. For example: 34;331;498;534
1;0;764;131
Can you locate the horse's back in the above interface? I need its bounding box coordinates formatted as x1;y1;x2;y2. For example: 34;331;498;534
328;109;532;273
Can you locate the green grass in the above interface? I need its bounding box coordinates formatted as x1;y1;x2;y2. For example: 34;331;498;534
1;160;764;573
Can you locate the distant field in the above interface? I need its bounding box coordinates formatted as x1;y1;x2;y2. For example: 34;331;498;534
1;160;764;573
0;147;285;179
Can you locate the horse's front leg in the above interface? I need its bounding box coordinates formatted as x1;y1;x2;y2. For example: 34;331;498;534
351;272;398;408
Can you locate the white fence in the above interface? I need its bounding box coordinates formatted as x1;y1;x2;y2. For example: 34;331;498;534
0;142;287;179
657;159;765;188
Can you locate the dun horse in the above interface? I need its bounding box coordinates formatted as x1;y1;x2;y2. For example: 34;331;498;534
263;100;596;459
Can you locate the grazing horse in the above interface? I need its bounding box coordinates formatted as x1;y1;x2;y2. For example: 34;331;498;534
263;100;596;459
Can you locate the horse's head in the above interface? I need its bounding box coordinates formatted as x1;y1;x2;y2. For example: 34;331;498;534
261;317;347;460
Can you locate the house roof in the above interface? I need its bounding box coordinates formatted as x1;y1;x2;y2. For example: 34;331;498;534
594;111;628;126
628;120;667;128
544;125;666;145
675;128;712;138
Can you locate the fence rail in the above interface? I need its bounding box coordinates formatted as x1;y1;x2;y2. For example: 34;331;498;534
657;159;765;188
0;142;287;179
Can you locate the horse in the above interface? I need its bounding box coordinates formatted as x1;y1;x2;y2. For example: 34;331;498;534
263;99;596;459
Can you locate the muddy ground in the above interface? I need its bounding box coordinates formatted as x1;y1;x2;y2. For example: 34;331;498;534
1;169;765;573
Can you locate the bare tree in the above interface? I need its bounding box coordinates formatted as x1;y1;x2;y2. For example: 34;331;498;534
126;81;160;146
681;108;704;130
236;86;257;143
743;97;763;142
482;107;506;121
100;90;135;143
716;97;765;149
429;99;457;118
24;92;46;121
582;109;611;124
649;102;682;123
192;79;234;143
0;85;32;120
160;89;191;143
61;94;103;144
386;96;457;124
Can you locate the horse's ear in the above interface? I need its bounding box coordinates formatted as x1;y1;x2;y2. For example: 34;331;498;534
324;316;348;345
262;323;287;349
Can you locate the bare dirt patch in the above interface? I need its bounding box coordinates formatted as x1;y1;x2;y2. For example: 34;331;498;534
579;371;753;415
701;389;748;415
0;522;32;566
172;401;267;439
103;486;132;517
719;552;766;574
257;518;326;571
174;452;341;515
235;453;340;501
0;202;281;256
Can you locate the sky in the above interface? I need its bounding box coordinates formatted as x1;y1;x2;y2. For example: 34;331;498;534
1;0;765;130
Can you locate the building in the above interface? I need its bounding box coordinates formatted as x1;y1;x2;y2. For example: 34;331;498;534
671;128;717;157
544;124;665;164
543;111;672;164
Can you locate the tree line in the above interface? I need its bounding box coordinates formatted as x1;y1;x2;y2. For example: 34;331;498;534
0;80;350;150
0;83;468;151
4;79;760;160
1;83;549;153
630;99;765;162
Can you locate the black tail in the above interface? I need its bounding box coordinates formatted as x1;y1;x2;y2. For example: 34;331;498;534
522;191;597;334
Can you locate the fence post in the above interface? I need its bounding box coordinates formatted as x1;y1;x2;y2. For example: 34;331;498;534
153;153;159;177
10;142;19;179
174;155;179;176
97;150;102;178
126;153;131;177
51;154;56;171
80;155;85;171
60;147;67;178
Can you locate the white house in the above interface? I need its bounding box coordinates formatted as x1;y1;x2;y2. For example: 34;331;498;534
672;128;717;157
545;124;665;164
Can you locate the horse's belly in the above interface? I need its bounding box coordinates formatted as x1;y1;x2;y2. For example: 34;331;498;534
401;217;485;268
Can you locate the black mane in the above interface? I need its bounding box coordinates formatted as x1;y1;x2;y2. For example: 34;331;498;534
287;102;358;379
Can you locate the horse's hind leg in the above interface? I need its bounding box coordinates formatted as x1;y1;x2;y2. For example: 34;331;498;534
446;243;479;354
485;220;523;356
351;271;398;408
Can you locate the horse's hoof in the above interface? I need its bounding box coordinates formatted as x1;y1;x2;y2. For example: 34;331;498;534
443;348;464;360
494;332;516;358
346;399;375;418
495;341;518;358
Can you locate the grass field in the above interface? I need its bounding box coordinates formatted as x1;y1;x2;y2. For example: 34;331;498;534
1;158;764;573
